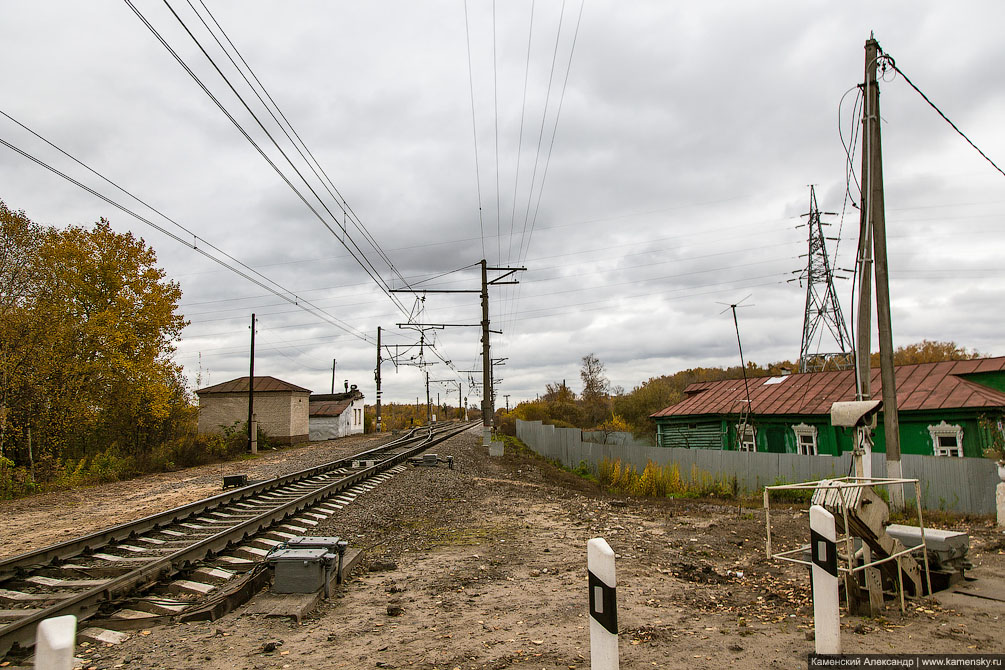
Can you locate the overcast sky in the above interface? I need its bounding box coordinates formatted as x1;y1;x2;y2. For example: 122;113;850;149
2;1;1003;408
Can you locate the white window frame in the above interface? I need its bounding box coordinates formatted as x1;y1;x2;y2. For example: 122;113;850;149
928;420;964;458
736;423;756;452
792;422;818;455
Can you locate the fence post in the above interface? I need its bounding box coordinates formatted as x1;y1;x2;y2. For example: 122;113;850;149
587;537;619;669
34;615;77;670
810;505;840;654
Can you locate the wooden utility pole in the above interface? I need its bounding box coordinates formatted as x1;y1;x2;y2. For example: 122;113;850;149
860;36;904;506
248;313;256;453
331;358;336;394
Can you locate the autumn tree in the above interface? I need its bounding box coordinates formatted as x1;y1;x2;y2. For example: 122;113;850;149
869;340;981;367
0;202;189;484
577;353;612;428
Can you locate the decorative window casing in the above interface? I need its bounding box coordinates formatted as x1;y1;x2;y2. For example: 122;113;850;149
736;424;756;452
792;423;818;455
928;421;963;457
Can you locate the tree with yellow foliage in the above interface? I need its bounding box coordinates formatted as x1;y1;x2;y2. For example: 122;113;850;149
1;201;188;488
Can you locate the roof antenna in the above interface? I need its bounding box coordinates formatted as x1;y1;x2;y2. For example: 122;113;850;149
717;296;755;449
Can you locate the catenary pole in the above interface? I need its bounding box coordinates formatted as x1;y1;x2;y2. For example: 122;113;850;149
481;259;492;446
248;313;256;453
375;326;382;433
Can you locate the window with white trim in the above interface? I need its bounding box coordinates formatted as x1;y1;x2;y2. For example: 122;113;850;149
736;423;756;451
792;423;818;455
928;421;963;457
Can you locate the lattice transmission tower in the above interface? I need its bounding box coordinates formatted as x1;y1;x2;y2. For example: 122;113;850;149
794;185;854;373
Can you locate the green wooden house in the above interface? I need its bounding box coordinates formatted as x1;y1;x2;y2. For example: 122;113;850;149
650;357;1005;458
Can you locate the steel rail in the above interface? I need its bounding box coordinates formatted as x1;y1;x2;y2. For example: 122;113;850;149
0;428;427;580
0;421;474;657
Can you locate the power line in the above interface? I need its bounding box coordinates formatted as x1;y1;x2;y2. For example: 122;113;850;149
0;131;372;343
463;0;488;261
492;0;501;264
507;0;536;266
126;0;413;320
882;54;1005;178
515;0;567;263
190;0;412;294
520;0;585;264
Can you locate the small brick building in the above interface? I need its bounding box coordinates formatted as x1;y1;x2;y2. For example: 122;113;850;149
309;385;365;441
196;376;311;445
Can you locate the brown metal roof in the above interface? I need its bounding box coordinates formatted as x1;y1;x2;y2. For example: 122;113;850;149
651;357;1005;418
309;399;354;417
196;376;312;395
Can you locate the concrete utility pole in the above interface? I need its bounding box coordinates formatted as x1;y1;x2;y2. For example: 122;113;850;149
375;327;382;433
425;369;432;423
855;40;876;400
859;36;904;507
391;260;523;444
248;313;256;453
481;260;491;446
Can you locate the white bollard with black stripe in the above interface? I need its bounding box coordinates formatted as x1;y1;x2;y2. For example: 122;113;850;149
587;537;619;670
810;504;841;654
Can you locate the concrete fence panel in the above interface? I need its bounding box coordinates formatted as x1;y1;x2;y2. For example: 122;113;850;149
516;420;1000;515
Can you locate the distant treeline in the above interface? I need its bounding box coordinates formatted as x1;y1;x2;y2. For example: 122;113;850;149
364;402;481;432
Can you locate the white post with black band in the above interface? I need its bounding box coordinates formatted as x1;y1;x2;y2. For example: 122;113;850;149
587;537;619;669
810;504;841;654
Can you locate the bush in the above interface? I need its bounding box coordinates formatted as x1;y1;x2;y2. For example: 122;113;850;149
0;456;39;499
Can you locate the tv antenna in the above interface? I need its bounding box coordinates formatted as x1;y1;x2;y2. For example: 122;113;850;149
717;295;755;450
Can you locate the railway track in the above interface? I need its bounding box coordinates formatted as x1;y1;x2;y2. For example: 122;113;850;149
0;421;475;658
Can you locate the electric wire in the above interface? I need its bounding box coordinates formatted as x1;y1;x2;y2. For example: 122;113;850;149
883;55;1005;178
492;0;501;264
514;0;566;263
0;133;373;343
191;0;412;294
126;0;412;321
162;0;412;313
520;0;585;264
506;0;536;266
463;0;488;261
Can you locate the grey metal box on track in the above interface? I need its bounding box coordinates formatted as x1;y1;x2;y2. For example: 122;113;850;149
286;536;345;553
886;524;970;571
269;547;331;593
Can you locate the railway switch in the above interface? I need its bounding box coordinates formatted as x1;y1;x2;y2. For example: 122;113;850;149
222;474;248;489
408;454;454;469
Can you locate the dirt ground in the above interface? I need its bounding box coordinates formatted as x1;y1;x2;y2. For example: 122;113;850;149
2;426;1004;669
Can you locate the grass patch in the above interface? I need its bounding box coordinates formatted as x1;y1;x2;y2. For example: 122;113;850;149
595;458;737;499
